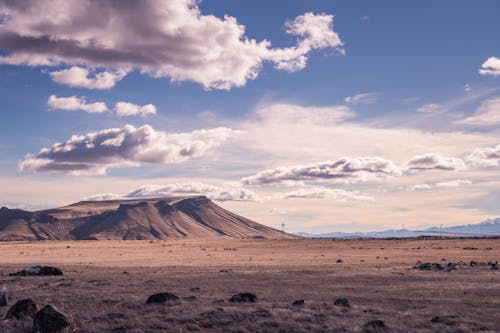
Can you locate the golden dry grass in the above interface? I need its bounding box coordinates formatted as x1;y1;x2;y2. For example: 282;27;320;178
0;238;499;332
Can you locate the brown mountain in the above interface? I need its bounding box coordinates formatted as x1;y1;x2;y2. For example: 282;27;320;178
0;196;295;241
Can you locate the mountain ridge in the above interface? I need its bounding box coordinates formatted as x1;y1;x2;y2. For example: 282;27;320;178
0;196;294;241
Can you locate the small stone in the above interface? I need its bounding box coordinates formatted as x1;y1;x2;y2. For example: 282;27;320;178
229;292;257;303
5;299;39;319
146;292;179;304
292;299;305;306
336;259;343;263
334;298;350;308
32;305;69;333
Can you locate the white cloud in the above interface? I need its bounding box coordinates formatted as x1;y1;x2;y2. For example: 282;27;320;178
47;95;108;113
464;84;471;92
114;102;157;117
49;66;127;90
241;157;402;185
404;153;466;172
125;183;258;202
277;186;373;201
416;103;443;113
457;97;500;126
254;103;355;125
410;179;472;191
479;57;500;76
465;145;500;167
19;125;237;175
0;1;343;90
344;92;377;105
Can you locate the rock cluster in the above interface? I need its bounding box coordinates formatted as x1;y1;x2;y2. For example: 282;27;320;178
413;260;499;271
9;266;63;277
4;299;69;333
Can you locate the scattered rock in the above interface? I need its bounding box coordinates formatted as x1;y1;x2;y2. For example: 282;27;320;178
334;298;350;308
5;299;39;319
146;293;179;304
490;262;499;270
9;266;63;277
292;299;305;307
229;292;257;303
444;263;456;272
336;259;343;263
363;319;387;332
431;315;458;326
32;305;69;333
463;247;478;250
219;269;231;273
413;261;443;271
190;287;200;292
470;260;478;266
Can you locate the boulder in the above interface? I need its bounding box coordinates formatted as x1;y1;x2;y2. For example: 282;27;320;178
292;299;305;307
32;305;69;333
9;266;63;277
146;293;179;304
0;287;8;307
334;298;350;308
336;259;343;263
5;299;39;319
229;292;257;303
363;320;387;332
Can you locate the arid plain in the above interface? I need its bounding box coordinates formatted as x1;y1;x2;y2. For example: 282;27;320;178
0;238;499;333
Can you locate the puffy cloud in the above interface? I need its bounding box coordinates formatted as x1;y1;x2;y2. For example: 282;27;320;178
241;157;402;185
344;92;377;105
85;183;258;202
410;179;472;191
125;183;258;202
0;1;343;90
416;103;443;113
404;153;466;172
465;145;500;167
19;125;236;175
49;66;127;90
114;102;157;117
457;97;500;126
479;57;500;76
47;95;108;113
277;186;373;201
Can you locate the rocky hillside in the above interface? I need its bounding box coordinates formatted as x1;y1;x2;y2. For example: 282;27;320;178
0;196;294;241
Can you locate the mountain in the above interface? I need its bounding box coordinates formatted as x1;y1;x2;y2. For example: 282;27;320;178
0;196;294;241
297;218;500;238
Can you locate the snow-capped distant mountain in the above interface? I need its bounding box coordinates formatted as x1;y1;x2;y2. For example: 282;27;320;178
297;218;500;238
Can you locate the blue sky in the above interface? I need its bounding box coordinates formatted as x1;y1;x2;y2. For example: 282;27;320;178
1;1;499;232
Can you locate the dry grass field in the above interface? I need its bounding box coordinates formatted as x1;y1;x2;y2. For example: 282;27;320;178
0;238;499;332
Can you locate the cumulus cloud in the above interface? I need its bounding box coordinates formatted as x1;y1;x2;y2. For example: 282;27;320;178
125;183;258;202
19;125;236;175
47;95;108;113
114;102;157;117
49;66;127;89
344;93;377;105
465;145;500;167
241;157;402;185
404;153;466;172
457;97;500;126
85;183;258;202
479;57;500;76
0;1;343;89
277;186;373;201
410;179;472;191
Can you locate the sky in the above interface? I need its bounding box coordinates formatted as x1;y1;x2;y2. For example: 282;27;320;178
1;0;500;233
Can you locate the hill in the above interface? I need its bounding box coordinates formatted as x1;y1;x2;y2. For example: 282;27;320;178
0;196;294;241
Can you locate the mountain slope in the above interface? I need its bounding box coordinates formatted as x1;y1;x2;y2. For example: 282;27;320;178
0;196;294;241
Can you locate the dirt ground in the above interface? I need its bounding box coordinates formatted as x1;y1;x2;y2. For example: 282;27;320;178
0;238;499;332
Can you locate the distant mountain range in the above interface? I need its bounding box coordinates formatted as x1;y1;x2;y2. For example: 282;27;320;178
0;196;295;241
296;218;500;238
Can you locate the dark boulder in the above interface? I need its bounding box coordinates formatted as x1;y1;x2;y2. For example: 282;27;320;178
229;292;257;303
336;259;343;263
363;320;387;332
431;315;458;326
5;299;39;319
0;287;8;307
9;266;63;277
146;293;179;304
32;305;69;333
292;299;305;306
334;298;350;308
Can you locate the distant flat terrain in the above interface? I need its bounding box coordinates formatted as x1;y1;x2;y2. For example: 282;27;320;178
0;238;499;332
